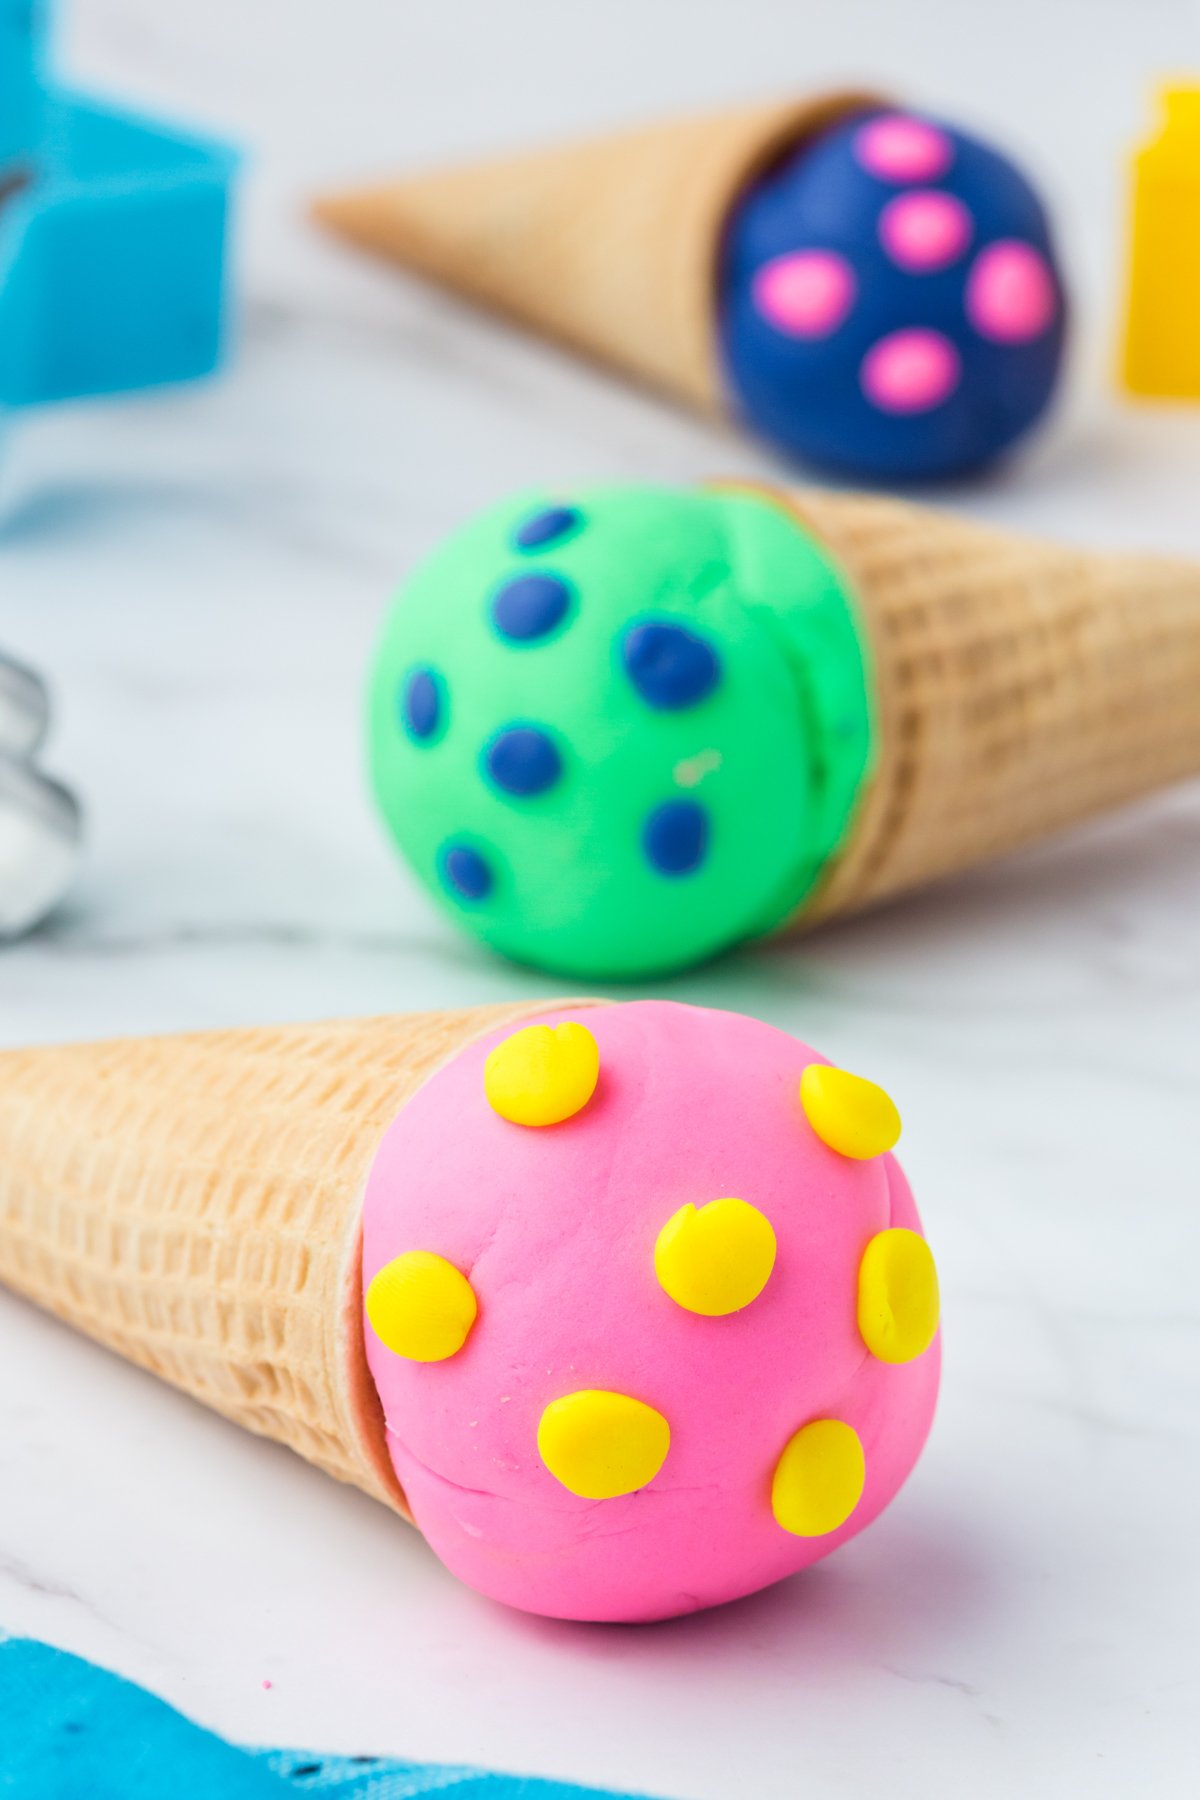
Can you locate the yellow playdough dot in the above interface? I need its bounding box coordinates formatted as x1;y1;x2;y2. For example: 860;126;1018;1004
365;1251;478;1362
654;1197;776;1317
857;1227;940;1364
771;1419;865;1537
484;1021;600;1127
799;1063;901;1160
537;1390;670;1500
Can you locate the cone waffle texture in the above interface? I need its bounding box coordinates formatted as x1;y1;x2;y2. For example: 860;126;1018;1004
313;92;878;414
0;1003;557;1514
774;486;1200;923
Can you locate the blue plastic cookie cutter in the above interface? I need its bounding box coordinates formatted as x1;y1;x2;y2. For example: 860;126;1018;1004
0;0;236;419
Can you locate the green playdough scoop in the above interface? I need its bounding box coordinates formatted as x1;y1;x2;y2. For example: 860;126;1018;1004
367;485;874;980
371;480;1200;979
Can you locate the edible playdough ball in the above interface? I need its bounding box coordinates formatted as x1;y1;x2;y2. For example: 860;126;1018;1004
857;1227;940;1364
771;1419;866;1536
484;1021;600;1126
799;1063;901;1160
361;1000;941;1622
654;1196;777;1316
365;1251;478;1362
537;1389;671;1499
367;485;874;980
717;107;1067;479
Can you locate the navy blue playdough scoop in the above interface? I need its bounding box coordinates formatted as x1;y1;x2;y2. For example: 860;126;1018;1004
314;92;1066;482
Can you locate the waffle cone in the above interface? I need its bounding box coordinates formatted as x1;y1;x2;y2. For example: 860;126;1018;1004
0;1003;566;1515
312;92;878;413
768;486;1200;922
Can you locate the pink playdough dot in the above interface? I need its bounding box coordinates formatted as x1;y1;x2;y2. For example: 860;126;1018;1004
860;328;961;414
752;250;857;338
879;190;973;272
966;240;1058;342
854;114;954;184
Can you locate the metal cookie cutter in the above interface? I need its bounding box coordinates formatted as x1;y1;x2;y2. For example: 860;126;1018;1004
0;649;81;937
0;0;237;434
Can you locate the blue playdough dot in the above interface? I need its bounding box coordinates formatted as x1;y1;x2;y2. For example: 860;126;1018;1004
643;800;710;876
623;622;721;710
401;667;442;741
512;505;583;552
491;573;572;642
441;843;493;902
486;726;563;797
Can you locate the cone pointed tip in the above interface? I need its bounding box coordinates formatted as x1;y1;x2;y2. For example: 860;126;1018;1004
310;188;372;235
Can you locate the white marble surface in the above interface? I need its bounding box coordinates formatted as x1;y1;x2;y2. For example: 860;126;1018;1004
2;2;1200;1794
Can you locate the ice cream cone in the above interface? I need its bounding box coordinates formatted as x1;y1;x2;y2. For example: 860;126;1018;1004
312;92;878;414
367;483;1200;980
0;1003;561;1514
314;96;1068;481
771;484;1200;924
0;998;945;1622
